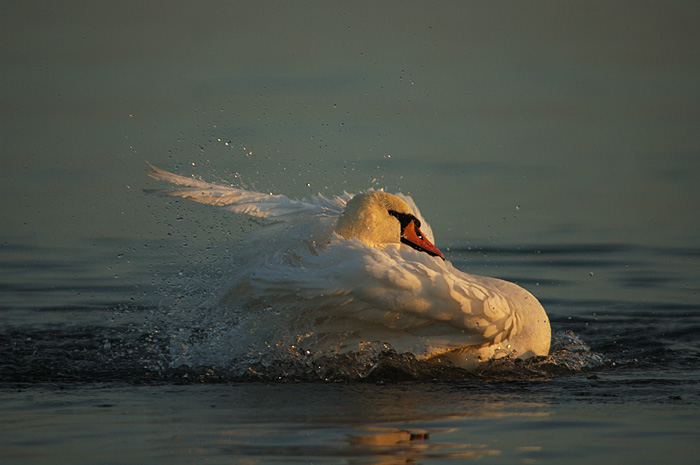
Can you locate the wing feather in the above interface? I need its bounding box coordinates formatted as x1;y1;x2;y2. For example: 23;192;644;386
240;239;520;353
145;163;349;220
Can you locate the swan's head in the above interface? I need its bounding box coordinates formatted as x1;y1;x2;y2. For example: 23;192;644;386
336;192;444;260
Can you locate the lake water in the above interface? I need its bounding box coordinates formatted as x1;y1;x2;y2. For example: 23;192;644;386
2;2;700;464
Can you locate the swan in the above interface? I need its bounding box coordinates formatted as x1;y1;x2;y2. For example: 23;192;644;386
145;163;551;369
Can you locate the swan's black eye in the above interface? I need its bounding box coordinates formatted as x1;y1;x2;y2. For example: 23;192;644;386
388;210;421;230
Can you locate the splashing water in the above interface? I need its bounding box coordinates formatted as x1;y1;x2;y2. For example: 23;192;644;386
141;283;608;382
121;242;609;383
115;239;604;383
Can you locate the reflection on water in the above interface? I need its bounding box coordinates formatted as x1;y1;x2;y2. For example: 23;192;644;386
212;426;503;464
0;381;554;463
4;380;696;465
210;427;499;464
347;426;431;446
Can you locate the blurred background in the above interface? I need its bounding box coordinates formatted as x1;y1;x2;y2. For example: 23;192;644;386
2;1;699;251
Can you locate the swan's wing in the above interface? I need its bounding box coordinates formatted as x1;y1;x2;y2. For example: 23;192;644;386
352;245;523;346
245;240;521;351
145;163;350;220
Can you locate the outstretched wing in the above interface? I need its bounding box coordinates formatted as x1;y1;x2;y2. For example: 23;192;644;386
145;163;349;220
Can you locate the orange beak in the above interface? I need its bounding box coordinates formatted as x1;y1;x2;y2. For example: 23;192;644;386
401;220;445;260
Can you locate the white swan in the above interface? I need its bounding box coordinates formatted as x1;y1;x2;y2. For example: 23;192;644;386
146;164;551;369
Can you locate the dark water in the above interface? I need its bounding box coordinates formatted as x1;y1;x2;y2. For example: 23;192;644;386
2;240;699;463
2;1;700;463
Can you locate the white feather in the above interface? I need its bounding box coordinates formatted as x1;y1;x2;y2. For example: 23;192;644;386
146;164;551;369
145;162;349;220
